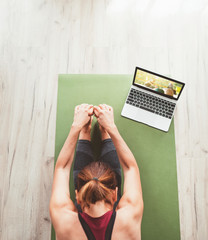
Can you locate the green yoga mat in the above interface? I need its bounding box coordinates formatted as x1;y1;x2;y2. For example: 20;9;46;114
51;74;180;240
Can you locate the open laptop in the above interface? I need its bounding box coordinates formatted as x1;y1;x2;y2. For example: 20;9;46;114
121;67;185;132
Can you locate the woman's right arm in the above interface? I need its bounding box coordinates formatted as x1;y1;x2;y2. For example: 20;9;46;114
94;105;143;217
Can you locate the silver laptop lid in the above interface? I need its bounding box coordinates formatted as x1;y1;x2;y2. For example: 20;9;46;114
132;67;185;101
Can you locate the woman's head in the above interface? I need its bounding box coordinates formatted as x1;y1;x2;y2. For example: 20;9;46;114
76;162;118;210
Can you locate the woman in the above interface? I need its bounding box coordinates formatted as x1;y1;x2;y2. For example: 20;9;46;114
50;104;143;240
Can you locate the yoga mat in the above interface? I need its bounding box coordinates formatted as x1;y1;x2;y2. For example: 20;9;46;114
51;74;180;240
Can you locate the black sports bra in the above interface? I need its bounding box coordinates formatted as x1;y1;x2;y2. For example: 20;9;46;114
78;203;117;240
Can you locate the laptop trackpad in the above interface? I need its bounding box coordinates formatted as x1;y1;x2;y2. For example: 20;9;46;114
121;104;170;131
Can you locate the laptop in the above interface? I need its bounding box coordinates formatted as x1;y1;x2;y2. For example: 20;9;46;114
121;67;185;132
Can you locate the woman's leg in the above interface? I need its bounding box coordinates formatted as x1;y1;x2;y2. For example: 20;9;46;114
99;126;122;201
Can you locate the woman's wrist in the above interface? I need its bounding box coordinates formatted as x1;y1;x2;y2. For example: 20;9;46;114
106;123;117;134
71;122;82;132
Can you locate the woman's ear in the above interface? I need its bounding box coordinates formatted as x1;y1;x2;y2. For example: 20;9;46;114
75;190;80;204
113;187;118;202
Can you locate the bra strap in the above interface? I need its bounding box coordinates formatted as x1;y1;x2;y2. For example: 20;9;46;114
105;202;117;240
78;213;96;240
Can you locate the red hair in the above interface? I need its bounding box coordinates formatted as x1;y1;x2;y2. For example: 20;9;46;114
77;162;117;210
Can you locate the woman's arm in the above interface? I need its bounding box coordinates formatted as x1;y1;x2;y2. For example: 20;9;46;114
108;125;143;211
56;125;80;169
94;105;143;217
50;104;93;213
50;125;81;212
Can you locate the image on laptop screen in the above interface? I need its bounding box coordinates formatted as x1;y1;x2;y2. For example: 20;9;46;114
134;68;183;99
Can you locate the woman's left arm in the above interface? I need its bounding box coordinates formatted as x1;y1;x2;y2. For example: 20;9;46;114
50;104;93;213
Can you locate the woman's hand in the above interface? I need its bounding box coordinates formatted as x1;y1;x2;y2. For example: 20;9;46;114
72;104;93;130
93;104;116;131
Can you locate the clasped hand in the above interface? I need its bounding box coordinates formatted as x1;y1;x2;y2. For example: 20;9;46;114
72;103;115;131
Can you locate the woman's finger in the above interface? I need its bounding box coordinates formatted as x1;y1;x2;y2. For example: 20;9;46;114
108;105;113;111
86;104;93;109
99;104;105;110
75;105;80;112
88;105;94;115
103;104;111;111
100;104;109;110
93;106;101;117
80;103;88;109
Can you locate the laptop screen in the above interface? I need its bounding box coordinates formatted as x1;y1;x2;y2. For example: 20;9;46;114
133;67;185;100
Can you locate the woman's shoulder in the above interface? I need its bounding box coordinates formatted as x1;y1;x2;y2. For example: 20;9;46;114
53;209;87;240
111;206;142;240
116;200;143;222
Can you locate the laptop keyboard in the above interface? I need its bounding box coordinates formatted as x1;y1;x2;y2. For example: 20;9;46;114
126;88;176;119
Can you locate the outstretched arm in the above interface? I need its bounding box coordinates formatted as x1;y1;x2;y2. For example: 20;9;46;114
50;104;93;214
107;126;143;211
94;104;143;217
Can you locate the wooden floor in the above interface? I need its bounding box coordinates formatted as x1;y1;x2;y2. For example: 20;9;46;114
0;0;208;239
